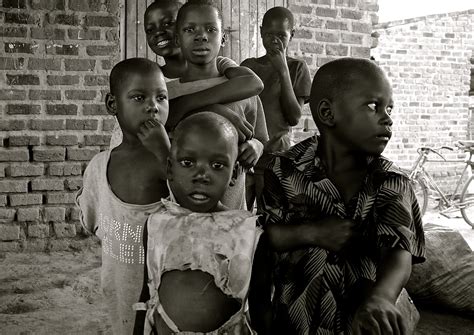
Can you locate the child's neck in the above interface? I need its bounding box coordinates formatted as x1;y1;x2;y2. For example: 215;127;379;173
180;61;220;83
319;138;367;174
162;53;187;79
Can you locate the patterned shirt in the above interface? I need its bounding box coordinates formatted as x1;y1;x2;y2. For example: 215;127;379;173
258;136;425;335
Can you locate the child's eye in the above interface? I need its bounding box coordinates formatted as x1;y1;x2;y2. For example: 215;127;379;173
386;106;393;115
207;26;218;32
132;95;144;102
367;102;377;111
183;27;194;33
211;162;224;170
179;159;193;167
157;94;168;101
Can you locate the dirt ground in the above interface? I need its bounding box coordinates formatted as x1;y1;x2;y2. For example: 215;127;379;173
1;211;473;335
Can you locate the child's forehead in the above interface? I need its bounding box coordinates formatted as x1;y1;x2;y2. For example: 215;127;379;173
262;18;291;31
119;71;166;91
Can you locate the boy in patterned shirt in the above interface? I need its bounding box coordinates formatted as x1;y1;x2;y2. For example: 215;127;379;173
257;58;425;335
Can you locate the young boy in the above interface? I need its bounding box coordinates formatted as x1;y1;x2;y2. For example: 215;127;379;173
76;58;171;335
257;58;426;334
135;112;264;334
168;0;269;210
109;0;264;148
241;6;312;209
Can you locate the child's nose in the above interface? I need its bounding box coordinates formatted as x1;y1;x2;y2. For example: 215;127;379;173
193;165;210;183
195;30;208;42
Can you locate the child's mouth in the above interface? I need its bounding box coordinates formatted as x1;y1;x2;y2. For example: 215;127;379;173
189;193;210;202
156;40;171;48
192;49;210;56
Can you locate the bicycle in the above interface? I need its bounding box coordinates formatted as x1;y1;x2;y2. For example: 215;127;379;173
405;141;474;228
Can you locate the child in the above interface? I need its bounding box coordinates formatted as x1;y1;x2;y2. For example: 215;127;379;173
257;58;426;334
109;0;264;148
167;0;269;210
241;6;312;209
76;58;171;335
135;112;263;334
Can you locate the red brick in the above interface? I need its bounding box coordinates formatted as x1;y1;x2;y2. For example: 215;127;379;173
64;59;95;71
0;195;7;206
86;45;118;56
350;46;370;57
53;222;76;237
83;104;107;115
31;28;65;40
69;0;101;11
47;75;79;86
68;29;101;40
294;29;313;39
4;42;37;54
315;7;337;18
105;29;118;42
46;104;78;115
0;224;20;240
66;119;98;130
326;44;349;56
84;135;111;146
314;31;339;43
336;0;357;7
0;120;26;131
6;104;41;115
317;56;337;67
0;57;25;70
29;90;61;100
0;241;20;252
48;163;82;176
0;89;27;100
31;178;64;191
341;33;364;45
32;148;66;162
46;192;76;204
3;0;27;8
70;207;81;221
49;14;80;25
311;0;331;5
300;42;324;54
0;180;28;193
8;135;41;146
67;148;100;161
101;59;114;70
289;4;312;14
65;90;96;100
341;9;363;20
352;22;372;34
0;149;29;162
27;224;50;238
30;0;65;10
5;12;40;24
6;163;44;177
45;207;66;222
17;208;41;222
9;194;43;206
30;119;65;130
102;118;116;131
85;15;118;27
65;177;83;191
28;58;62;71
7;74;40;85
326;21;349;30
46;135;78;146
0;26;28;38
46;44;79;56
84;75;108;86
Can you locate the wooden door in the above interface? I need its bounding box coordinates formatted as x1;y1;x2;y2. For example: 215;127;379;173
121;0;289;64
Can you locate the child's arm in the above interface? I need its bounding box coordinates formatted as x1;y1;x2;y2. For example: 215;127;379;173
137;119;170;180
168;62;264;130
265;40;305;126
249;233;273;335
351;248;411;335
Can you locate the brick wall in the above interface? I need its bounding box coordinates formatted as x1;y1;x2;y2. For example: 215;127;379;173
288;0;379;143
0;0;120;251
371;10;474;192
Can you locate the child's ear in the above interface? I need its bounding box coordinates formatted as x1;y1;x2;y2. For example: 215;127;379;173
174;34;180;47
229;162;239;187
317;99;335;127
166;157;173;181
105;93;117;116
221;32;227;47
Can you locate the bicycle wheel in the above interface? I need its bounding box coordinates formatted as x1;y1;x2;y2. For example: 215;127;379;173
460;176;474;228
410;176;428;216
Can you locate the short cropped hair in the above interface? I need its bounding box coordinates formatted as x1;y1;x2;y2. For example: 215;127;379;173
262;6;295;30
145;0;183;18
109;58;162;95
176;0;223;29
309;57;385;126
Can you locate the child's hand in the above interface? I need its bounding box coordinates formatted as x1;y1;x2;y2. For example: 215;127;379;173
267;38;288;73
238;139;263;169
207;104;254;142
352;295;407;335
137;119;170;160
311;216;354;252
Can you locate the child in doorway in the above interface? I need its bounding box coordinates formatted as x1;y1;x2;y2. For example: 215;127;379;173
241;6;311;210
135;112;264;334
166;0;269;210
76;58;171;335
257;58;425;334
109;0;263;148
